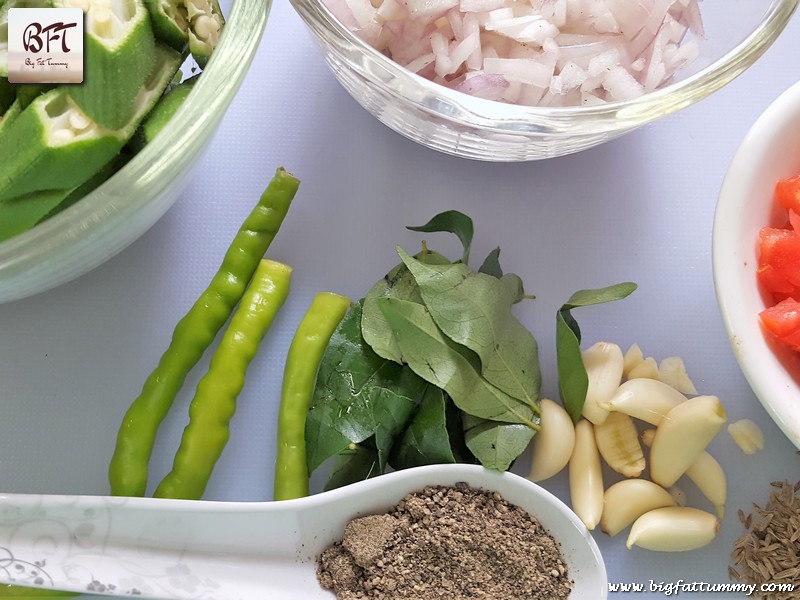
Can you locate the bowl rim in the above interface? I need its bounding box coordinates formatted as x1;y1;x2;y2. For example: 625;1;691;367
0;0;269;282
291;0;799;134
712;78;800;450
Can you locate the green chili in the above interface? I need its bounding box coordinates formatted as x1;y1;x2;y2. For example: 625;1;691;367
0;585;75;597
154;259;293;500
273;292;351;501
109;168;299;497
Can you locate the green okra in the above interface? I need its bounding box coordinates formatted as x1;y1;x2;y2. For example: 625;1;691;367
186;0;224;68
0;43;181;202
41;154;126;220
0;85;48;139
60;0;156;130
128;74;196;152
0;152;123;242
144;0;189;51
0;187;74;242
0;78;14;114
0;90;126;201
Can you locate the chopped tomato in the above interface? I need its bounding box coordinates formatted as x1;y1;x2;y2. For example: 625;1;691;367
760;298;800;351
757;227;800;295
776;175;800;214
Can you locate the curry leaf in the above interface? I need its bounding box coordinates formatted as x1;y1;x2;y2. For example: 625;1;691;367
478;247;503;278
376;297;538;427
361;250;450;364
463;414;536;471
557;282;638;423
324;443;379;491
407;210;474;265
398;247;540;414
390;386;458;469
305;301;426;474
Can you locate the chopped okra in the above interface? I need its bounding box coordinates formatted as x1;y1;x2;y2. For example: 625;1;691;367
0;42;181;202
0;0;227;241
60;0;157;129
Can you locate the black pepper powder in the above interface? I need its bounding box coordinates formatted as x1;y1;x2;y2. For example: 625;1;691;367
317;482;573;599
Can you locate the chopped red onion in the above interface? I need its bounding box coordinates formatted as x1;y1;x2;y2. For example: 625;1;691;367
325;0;705;106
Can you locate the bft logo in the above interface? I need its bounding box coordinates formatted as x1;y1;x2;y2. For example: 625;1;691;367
8;8;83;84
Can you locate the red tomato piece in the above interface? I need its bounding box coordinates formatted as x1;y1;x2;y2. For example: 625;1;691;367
757;227;800;295
760;298;800;350
776;175;800;214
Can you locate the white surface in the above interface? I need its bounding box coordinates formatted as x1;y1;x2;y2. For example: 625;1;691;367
0;465;605;599
1;3;799;598
714;79;800;450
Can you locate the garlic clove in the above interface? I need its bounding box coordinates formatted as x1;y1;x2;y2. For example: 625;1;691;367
569;419;604;530
728;419;765;455
626;356;660;380
601;479;676;536
594;411;645;477
527;399;576;482
626;507;719;552
622;343;644;379
658;356;698;395
649;395;727;489
641;428;727;519
603;378;687;425
581;341;623;425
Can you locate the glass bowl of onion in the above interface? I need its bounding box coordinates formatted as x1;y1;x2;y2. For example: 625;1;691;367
290;0;798;161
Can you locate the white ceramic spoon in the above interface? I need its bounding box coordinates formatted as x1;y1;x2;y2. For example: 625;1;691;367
0;464;606;599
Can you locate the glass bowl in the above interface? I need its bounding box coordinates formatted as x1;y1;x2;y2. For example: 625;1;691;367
290;0;798;161
713;79;800;450
0;0;269;304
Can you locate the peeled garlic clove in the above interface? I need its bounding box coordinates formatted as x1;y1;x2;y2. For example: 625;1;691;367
603;378;687;425
728;419;764;455
650;395;727;488
627;356;660;380
641;428;727;519
626;507;719;552
594;411;645;477
658;356;698;395
601;479;676;536
685;451;727;518
581;342;623;425
622;343;644;379
528;399;576;482
569;419;604;530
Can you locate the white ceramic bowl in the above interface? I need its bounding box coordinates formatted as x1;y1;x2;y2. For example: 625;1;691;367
291;0;798;161
0;465;606;598
713;80;800;449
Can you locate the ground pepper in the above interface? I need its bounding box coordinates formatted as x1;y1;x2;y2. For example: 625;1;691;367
317;482;573;599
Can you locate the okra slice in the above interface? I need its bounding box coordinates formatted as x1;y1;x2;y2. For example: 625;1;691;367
41;154;125;221
0;158;118;242
0;0;54;77
0;187;74;242
0;84;46;136
186;0;223;68
128;74;196;151
0;77;14;114
0;43;181;202
0;90;128;201
144;0;189;51
60;0;156;130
